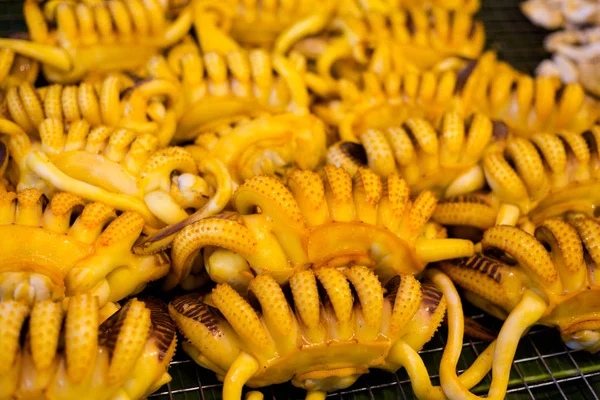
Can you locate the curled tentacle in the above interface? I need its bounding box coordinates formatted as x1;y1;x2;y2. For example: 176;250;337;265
438;215;600;360
434;127;600;231
0;188;170;307
167;165;474;291
169;266;452;398
0;48;39;99
2;75;182;141
312;53;491;130
472;52;599;135
185;112;328;184
142;36;311;142
1;117;231;228
1;0;194;83
328;112;492;197
0;295;176;399
197;0;338;48
279;6;485;88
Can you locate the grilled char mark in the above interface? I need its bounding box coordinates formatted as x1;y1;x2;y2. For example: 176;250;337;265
441;194;490;205
170;295;221;336
153;251;171;267
384;276;401;301
491;121;509;141
143;297;176;361
406;11;416;36
0;141;6;171
448;254;502;283
340;142;368;166
421;283;442;314
99;301;133;359
455;60;477;94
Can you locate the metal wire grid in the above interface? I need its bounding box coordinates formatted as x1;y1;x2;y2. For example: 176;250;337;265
148;305;600;400
0;0;27;37
479;0;549;74
0;0;598;398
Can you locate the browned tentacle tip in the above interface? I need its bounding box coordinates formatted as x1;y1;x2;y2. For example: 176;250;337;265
0;141;7;171
491;121;509;141
463;316;498;342
134;206;214;254
340;142;368;166
133;222;185;254
455;59;478;94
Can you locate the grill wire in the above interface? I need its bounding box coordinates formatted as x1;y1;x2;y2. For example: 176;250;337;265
1;0;599;398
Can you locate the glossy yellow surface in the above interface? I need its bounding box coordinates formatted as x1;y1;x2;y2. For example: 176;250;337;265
0;188;169;307
0;295;177;400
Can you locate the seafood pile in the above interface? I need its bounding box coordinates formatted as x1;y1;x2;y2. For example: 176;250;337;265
0;0;599;399
522;0;600;95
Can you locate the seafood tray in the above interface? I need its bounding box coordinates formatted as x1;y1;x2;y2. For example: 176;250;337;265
0;0;599;399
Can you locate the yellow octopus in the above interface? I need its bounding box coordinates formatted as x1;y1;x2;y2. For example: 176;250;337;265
184;112;328;185
0;187;170;311
1;74;182;146
434;126;600;231
313;52;597;138
0;0;194;83
169;266;497;400
467;52;599;136
275;4;485;88
140;31;310;142
327;111;496;197
0;118;232;229
150;166;474;291
0;48;38;96
436;214;600;399
0;295;177;400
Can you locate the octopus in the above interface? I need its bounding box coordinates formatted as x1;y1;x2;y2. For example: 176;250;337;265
275;5;486;88
0;295;177;400
1;117;232;229
195;0;338;48
0;187;170;311
147;166;474;292
326;111;496;198
433;126;600;232
436;214;600;399
0;0;194;83
184;112;328;185
140;34;311;142
0;48;38;97
169;265;496;400
1;74;182;146
314;51;598;138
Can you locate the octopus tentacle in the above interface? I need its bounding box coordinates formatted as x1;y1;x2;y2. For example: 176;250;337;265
133;156;233;254
437;126;600;232
145;36;311;142
329;111;493;197
3;76;181;140
0;295;176;399
440;213;600;371
167;166;473;292
284;6;484;89
186;113;327;185
0;188;170;306
169;265;453;398
3;0;193;83
3;117;229;228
